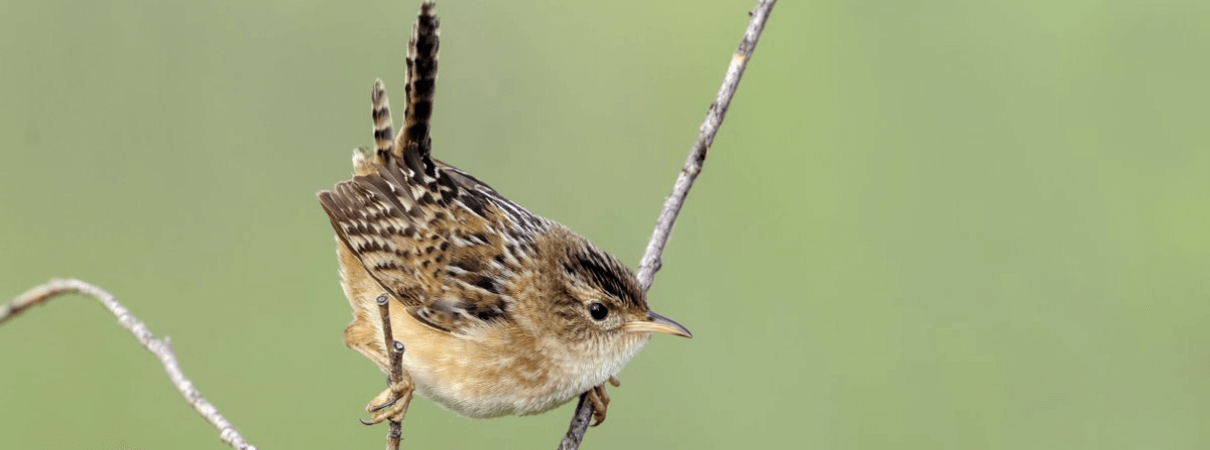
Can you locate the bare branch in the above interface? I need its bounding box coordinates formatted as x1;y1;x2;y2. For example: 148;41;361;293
376;295;405;450
1;279;257;450
557;393;596;450
636;0;777;291
559;0;777;448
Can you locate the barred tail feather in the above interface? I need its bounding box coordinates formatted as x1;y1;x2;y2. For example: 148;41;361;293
371;78;395;163
396;0;440;179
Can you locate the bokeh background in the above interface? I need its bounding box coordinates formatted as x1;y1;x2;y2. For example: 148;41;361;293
2;0;1208;449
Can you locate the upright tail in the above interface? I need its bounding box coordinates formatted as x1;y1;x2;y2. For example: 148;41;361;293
396;1;440;177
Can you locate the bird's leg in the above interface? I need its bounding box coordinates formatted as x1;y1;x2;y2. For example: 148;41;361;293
587;375;621;427
363;369;415;425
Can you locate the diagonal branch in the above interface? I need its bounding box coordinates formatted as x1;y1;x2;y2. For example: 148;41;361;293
559;0;777;448
635;0;778;291
0;278;257;450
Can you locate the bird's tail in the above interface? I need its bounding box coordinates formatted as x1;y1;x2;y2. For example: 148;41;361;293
396;0;440;177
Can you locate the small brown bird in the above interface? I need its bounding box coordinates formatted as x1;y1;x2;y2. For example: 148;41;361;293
317;2;690;427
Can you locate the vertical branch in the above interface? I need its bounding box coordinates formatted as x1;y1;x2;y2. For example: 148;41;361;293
375;295;405;450
558;0;777;448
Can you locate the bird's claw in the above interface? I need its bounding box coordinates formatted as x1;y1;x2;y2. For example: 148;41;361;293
361;376;414;426
587;375;621;427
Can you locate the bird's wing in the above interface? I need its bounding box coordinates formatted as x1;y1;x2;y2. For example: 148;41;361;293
319;143;549;336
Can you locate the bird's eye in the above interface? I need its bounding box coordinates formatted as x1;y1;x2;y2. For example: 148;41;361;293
588;302;608;321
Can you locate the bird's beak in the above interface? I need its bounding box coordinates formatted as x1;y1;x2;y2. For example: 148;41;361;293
624;310;692;338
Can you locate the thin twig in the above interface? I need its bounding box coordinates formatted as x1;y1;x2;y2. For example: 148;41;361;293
375;295;405;450
557;393;595;450
635;0;777;291
0;278;257;450
559;0;777;448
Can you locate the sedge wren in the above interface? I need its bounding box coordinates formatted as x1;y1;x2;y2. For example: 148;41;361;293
317;1;690;427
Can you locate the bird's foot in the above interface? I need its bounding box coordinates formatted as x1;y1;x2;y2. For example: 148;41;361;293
361;372;415;425
587;375;621;427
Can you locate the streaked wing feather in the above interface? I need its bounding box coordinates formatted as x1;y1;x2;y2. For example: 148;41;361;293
319;152;546;335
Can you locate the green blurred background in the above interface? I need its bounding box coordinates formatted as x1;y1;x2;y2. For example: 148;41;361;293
2;0;1208;448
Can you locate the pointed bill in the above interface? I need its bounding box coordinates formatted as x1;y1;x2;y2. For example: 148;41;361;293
623;310;692;338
